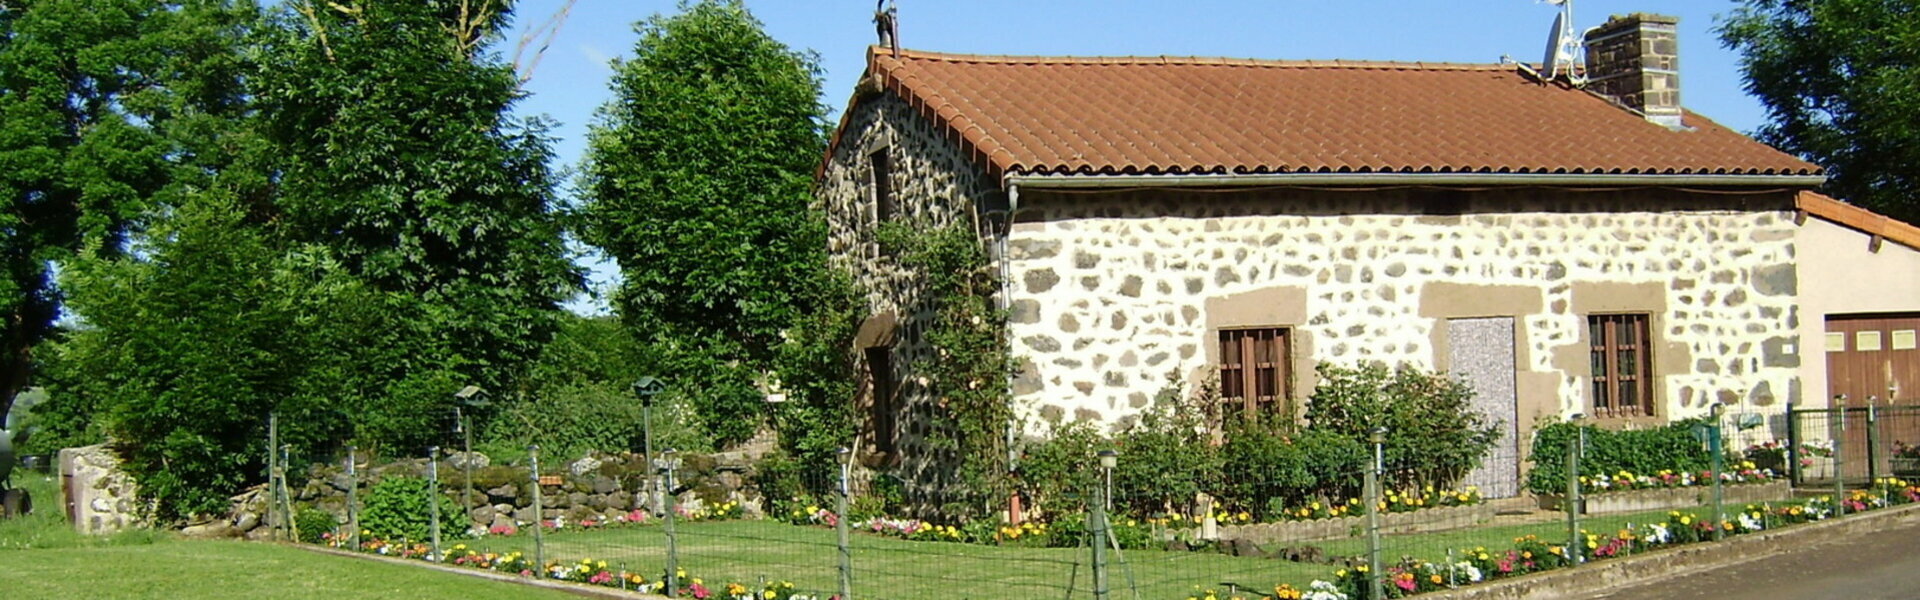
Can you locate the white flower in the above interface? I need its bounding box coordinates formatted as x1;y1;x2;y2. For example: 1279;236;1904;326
1302;580;1350;600
1738;513;1764;532
1455;561;1483;583
1645;523;1672;544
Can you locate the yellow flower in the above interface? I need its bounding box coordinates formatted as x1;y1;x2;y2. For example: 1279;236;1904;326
764;591;776;599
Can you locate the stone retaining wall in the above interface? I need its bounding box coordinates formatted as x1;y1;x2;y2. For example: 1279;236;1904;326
1536;480;1792;514
1213;503;1496;545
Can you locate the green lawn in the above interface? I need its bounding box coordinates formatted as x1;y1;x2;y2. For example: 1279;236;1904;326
0;472;584;600
0;468;1756;600
455;505;1738;599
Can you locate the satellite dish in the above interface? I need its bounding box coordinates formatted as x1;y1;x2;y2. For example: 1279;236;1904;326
1541;10;1568;81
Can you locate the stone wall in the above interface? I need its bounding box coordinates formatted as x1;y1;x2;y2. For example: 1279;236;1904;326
818;88;1003;480
59;444;150;534
1004;187;1801;438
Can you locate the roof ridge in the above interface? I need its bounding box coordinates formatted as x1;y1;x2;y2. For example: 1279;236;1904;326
874;46;1507;71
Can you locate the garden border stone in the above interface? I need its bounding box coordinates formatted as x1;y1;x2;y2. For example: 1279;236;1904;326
1535;480;1790;514
1213;503;1496;544
1416;501;1920;600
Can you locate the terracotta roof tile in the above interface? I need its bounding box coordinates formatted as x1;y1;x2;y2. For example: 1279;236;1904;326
850;47;1820;179
1797;191;1920;252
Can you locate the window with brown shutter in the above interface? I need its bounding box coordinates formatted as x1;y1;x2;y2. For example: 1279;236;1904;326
1218;328;1290;415
1588;314;1654;417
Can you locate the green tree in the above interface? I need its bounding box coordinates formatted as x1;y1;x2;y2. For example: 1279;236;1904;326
254;0;580;451
1719;0;1920;222
576;0;830;445
0;0;257;421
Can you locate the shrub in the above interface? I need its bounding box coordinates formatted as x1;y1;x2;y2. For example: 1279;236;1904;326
1217;424;1365;518
1524;419;1713;494
1304;363;1502;491
294;506;337;544
359;476;464;542
1015;420;1106;516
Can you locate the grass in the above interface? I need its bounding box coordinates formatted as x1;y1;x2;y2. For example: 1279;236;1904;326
0;471;583;600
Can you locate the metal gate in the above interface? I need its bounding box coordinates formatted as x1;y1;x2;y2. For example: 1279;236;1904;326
1784;405;1920;486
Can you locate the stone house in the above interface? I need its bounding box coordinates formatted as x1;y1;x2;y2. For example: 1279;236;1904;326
814;13;1901;496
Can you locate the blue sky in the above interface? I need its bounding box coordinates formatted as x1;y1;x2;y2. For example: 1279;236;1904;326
506;1;1775;313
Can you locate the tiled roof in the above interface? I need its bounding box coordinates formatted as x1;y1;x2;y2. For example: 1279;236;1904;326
1797;191;1920;252
847;47;1820;179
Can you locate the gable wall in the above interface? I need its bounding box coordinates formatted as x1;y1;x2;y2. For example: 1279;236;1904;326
1006;187;1801;442
817;89;1002;474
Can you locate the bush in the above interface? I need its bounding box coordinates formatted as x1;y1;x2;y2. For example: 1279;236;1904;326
359;476;464;542
1524;419;1713;494
477;381;712;463
1217;424;1365;519
1304;363;1502;491
294;506;337;544
1015;420;1106;517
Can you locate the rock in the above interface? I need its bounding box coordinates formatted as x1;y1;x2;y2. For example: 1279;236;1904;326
469;505;496;525
1166;540;1190;552
591;476;617;495
586;494;610;510
487;484;518;502
245;526;277;541
546;491;570;508
182;521;236;538
232;510;261;532
1230;538;1262;557
447;451;491;470
607;491;632;511
569;456;603;477
513;505;538;523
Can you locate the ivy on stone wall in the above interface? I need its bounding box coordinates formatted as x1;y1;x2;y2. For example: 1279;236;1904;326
878;222;1013;517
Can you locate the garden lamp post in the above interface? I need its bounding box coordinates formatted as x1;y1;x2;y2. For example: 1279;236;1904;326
633;376;665;513
453;385;488;533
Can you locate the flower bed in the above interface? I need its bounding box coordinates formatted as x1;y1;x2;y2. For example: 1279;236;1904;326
1186;477;1920;600
1217;503;1494;544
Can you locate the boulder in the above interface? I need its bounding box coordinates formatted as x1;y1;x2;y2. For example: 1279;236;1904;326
606;491;632;511
591;476;617;495
568;492;589;509
586;494;610;510
182;521;236;538
232;510;261;532
490;513;516;532
447;451;490;470
487;484;518;502
513;505;538;523
569;455;603;477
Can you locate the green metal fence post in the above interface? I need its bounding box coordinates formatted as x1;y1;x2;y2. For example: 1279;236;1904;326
1366;428;1386;600
1710;406;1725;542
1867;404;1880;483
345;445;359;551
530;445;545;573
1832;405;1846;516
428;446;443;560
1567;419;1583;565
835;447;854;600
664;448;680;598
1786;401;1801;485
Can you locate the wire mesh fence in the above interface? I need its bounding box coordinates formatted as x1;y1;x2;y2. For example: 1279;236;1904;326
256;407;1858;600
1784;402;1920;488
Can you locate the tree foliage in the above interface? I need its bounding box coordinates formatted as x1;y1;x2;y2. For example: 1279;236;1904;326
576;0;831;446
1719;0;1920;222
0;0;256;421
253;0;580;450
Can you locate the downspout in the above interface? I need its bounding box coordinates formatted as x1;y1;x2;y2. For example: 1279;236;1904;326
1001;181;1021;477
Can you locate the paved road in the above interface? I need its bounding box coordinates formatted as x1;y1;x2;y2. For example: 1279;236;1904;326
1559;518;1920;599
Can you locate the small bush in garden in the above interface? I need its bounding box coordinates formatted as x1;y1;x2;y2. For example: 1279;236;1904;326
1524;419;1714;495
359;476;464;542
1304;363;1503;493
294;506;337;544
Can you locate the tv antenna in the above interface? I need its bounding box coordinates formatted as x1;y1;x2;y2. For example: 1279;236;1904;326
1504;0;1589;86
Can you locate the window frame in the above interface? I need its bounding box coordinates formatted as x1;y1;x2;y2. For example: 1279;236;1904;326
1587;313;1655;418
1217;327;1292;417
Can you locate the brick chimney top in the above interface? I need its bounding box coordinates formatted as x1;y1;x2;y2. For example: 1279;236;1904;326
1584;13;1682;128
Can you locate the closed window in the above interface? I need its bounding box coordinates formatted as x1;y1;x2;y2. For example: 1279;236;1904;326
870;149;894;255
1218;328;1290;415
1588;314;1654;417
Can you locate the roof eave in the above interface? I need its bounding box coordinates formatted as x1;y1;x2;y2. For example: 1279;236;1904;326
1004;172;1828;189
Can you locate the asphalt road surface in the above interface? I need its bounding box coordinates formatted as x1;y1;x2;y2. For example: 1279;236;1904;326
1559;518;1920;599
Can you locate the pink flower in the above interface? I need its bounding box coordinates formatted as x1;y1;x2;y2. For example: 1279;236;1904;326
589;571;613;585
688;582;710;599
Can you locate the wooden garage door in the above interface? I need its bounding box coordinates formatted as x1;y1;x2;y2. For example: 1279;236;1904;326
1826;314;1920;406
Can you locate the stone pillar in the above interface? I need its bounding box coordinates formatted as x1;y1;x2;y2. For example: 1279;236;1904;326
1584;13;1682;128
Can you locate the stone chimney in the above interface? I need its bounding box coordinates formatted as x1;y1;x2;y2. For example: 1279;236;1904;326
1583;13;1682;128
